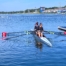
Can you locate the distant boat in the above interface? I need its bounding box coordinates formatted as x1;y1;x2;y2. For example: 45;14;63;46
58;26;66;31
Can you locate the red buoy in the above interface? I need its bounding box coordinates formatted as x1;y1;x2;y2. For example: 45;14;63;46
2;32;7;37
64;32;66;35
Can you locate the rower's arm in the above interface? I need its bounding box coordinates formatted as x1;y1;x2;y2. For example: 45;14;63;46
42;27;44;32
34;26;36;31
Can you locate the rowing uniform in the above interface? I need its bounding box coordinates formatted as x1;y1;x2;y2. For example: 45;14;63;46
39;27;44;32
34;25;39;31
34;25;39;35
39;26;44;37
34;24;44;37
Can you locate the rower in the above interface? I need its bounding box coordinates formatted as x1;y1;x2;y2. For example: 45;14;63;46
39;23;44;37
34;22;39;36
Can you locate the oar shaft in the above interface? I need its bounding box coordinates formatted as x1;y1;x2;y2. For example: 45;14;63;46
8;31;24;34
5;34;26;40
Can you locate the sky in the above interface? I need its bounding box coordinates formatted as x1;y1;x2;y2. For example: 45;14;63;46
0;0;66;11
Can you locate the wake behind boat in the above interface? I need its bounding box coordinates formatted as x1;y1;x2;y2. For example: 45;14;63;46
32;31;52;47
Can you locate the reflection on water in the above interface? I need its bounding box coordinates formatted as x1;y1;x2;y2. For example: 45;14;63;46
35;40;43;50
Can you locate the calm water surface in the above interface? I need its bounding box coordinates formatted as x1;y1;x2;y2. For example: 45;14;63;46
0;14;66;66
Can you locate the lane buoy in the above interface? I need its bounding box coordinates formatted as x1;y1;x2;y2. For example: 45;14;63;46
2;32;7;37
64;32;66;35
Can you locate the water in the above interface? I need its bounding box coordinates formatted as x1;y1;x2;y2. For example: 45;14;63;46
0;14;66;66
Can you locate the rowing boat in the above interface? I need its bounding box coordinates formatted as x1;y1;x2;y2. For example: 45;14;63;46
2;31;52;46
58;26;66;31
32;32;52;47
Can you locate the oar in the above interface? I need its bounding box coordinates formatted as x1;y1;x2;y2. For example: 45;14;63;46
44;31;57;35
4;31;33;40
2;31;32;40
44;31;55;34
7;30;33;35
8;31;24;34
44;31;63;35
5;34;27;40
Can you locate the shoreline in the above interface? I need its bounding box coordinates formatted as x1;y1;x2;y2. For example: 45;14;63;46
0;12;66;14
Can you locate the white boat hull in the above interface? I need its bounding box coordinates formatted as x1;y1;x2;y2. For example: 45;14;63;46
33;32;52;47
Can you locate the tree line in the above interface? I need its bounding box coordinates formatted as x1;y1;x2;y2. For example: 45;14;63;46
0;6;66;14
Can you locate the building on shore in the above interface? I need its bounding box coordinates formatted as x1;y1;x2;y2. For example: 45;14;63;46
44;9;58;13
39;7;66;14
40;7;45;13
57;7;66;13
